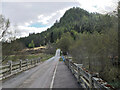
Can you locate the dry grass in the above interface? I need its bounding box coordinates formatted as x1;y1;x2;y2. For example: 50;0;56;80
2;53;53;65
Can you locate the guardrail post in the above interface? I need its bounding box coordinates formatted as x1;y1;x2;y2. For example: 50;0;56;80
8;61;12;74
89;74;92;88
34;59;36;65
31;59;32;65
20;60;22;70
35;59;37;65
71;64;74;74
77;66;80;83
68;60;70;68
26;59;28;68
37;58;38;63
77;64;83;83
37;58;39;64
69;59;74;73
67;60;69;67
37;58;39;63
39;57;41;63
69;59;71;69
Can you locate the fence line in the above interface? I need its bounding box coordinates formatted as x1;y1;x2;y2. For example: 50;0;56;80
0;57;41;80
64;57;113;89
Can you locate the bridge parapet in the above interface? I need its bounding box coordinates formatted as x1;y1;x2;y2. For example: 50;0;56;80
64;57;113;89
0;57;41;80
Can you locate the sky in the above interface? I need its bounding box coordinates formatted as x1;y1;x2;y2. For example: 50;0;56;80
0;0;119;41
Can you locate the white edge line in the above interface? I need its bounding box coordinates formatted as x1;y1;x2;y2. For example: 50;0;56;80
50;61;58;88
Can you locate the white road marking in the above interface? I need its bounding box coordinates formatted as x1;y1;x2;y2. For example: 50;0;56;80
50;61;59;89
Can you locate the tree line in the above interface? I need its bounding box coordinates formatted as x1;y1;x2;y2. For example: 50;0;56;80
1;3;119;88
55;6;119;88
17;7;117;48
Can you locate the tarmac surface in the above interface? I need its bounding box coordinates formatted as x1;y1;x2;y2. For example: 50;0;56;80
2;49;81;88
53;61;80;88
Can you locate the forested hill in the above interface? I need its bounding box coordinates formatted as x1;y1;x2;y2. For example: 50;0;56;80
18;7;117;47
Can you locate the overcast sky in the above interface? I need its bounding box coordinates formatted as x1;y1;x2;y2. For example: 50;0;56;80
1;0;119;40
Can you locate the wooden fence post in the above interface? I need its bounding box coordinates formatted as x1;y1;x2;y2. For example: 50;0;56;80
31;59;32;65
20;60;22;70
77;64;83;83
34;59;36;65
89;74;92;88
69;59;71;69
77;65;80;83
35;59;37;65
39;57;40;63
69;59;73;73
26;59;28;68
8;61;12;74
37;58;38;64
37;58;39;63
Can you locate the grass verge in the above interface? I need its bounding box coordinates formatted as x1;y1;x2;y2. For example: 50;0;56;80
2;53;54;65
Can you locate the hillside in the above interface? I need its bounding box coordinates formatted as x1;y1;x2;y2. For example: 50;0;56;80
17;7;117;48
2;6;119;88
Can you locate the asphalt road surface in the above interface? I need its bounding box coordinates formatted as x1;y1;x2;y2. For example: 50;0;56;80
2;49;60;88
53;61;80;88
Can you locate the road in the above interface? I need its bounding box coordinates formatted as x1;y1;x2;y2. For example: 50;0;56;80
2;49;60;88
53;61;80;88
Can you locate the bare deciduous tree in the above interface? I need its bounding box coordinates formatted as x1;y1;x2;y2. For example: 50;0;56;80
0;15;10;40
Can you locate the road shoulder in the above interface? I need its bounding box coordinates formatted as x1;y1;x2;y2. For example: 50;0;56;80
53;61;80;88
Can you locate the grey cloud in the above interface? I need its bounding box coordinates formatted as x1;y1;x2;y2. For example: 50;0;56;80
1;2;80;40
2;2;80;25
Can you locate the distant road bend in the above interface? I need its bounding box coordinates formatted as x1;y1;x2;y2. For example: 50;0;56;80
2;49;79;88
